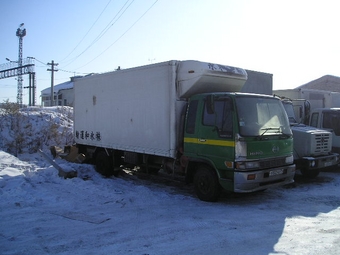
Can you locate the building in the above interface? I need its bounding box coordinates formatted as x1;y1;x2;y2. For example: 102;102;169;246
297;75;340;92
41;76;80;107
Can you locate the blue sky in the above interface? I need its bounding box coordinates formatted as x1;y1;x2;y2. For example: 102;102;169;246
1;0;340;104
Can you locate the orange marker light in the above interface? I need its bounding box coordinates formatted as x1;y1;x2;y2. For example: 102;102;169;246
247;174;256;180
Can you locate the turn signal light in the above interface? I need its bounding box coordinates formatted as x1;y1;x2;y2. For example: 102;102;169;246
224;161;234;168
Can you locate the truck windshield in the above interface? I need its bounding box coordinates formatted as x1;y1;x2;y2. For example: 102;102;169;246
236;96;292;137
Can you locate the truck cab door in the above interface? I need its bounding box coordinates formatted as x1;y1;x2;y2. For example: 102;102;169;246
195;96;235;167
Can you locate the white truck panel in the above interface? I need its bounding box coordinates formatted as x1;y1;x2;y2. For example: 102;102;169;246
74;61;178;158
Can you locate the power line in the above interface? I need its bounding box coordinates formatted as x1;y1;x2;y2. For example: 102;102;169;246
62;0;134;68
33;58;48;66
28;1;158;77
73;0;159;70
28;58;90;77
87;0;134;49
58;68;91;75
58;0;113;63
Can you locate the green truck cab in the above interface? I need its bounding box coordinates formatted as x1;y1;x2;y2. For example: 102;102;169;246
184;93;295;201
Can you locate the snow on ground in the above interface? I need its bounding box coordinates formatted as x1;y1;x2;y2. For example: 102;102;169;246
1;152;340;255
1;107;340;254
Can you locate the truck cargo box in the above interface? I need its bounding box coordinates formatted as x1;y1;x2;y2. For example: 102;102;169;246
74;60;247;159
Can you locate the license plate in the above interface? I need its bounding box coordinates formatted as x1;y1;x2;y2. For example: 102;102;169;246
269;169;284;177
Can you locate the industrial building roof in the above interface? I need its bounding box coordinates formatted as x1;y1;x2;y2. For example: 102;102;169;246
297;75;340;92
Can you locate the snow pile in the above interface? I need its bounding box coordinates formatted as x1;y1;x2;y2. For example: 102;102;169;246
0;106;340;254
0;106;73;155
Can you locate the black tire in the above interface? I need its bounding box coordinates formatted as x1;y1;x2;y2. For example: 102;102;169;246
96;151;114;177
300;168;320;179
194;165;220;202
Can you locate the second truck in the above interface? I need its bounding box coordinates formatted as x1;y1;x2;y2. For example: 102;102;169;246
281;99;339;178
73;60;295;201
274;88;340;154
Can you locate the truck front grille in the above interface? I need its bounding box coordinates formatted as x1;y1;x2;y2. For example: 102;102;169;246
259;157;286;169
314;133;331;154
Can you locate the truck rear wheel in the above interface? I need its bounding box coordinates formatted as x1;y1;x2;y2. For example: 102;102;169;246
96;151;114;177
194;165;220;202
300;168;320;179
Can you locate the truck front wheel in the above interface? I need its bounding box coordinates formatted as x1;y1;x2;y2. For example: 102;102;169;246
96;151;114;177
300;168;320;179
194;165;220;202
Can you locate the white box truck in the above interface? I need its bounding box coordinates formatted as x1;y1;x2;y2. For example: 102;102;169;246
74;60;295;201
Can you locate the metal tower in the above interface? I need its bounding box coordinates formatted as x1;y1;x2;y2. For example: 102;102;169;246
16;23;26;106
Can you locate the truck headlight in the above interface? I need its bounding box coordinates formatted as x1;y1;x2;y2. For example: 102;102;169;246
245;161;260;169
285;155;294;164
310;160;316;167
236;161;260;170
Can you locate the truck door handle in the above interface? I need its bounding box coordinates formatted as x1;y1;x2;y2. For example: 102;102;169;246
199;139;206;142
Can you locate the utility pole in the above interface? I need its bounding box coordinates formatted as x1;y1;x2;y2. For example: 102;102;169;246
47;60;58;106
16;23;26;106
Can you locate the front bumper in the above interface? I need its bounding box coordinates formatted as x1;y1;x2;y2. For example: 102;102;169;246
232;164;295;193
295;153;339;170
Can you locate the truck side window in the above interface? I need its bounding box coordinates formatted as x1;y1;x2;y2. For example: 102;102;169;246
186;100;198;134
203;99;233;138
310;113;319;127
323;112;340;135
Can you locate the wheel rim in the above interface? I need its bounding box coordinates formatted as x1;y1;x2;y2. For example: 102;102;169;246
198;174;211;194
194;166;220;202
